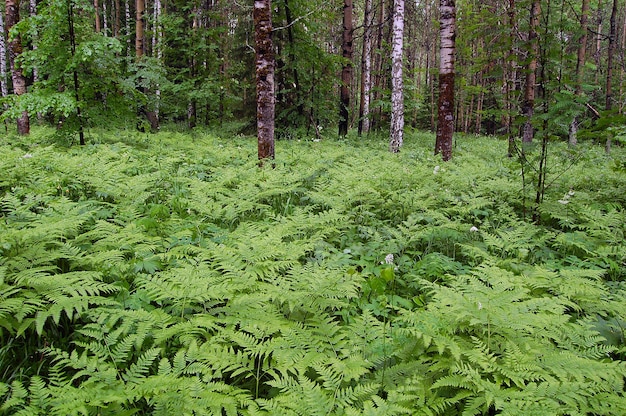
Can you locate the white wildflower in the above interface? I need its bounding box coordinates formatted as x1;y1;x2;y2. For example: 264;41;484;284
568;190;575;196
433;165;440;175
470;226;479;232
22;153;33;159
477;302;483;310
558;199;569;205
384;254;394;265
313;138;321;143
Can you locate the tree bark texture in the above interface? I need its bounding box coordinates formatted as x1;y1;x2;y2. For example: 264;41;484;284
521;0;541;143
389;0;404;152
606;0;617;111
5;0;29;135
0;6;8;98
254;0;275;163
569;0;590;146
339;0;353;137
435;0;455;161
358;0;373;136
135;0;145;58
94;0;101;32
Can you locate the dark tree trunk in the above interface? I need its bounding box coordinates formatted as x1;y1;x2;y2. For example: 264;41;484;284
339;0;353;137
521;0;541;143
5;0;29;135
254;0;275;163
435;0;456;161
569;0;590;146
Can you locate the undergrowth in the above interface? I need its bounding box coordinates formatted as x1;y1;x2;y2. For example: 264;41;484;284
1;127;625;415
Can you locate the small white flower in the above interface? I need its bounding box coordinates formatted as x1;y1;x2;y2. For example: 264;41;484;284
384;253;394;265
22;153;33;159
477;302;483;310
568;190;575;197
313;139;321;143
558;199;569;205
433;165;440;175
470;226;479;232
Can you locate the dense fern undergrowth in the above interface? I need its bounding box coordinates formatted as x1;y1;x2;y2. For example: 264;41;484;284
1;126;626;415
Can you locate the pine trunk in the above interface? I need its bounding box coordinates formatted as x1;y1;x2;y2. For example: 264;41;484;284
606;0;617;111
521;0;540;143
389;0;404;152
254;0;275;163
435;0;456;161
339;0;353;137
5;0;29;135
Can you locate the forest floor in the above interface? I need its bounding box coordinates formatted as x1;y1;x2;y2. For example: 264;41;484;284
1;126;626;415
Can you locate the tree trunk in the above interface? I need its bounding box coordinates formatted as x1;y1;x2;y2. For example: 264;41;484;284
94;0;101;32
5;0;29;135
506;0;517;156
435;0;456;161
521;0;541;143
569;0;590;146
358;0;373;136
389;0;404;152
0;7;7;99
67;0;85;144
114;0;120;38
605;0;618;153
606;0;617;111
135;0;144;58
254;0;275;164
339;0;353;137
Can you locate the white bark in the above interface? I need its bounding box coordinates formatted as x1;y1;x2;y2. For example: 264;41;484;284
359;0;373;135
0;8;8;98
389;0;405;153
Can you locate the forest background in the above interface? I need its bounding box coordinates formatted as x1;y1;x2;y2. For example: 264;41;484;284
2;0;626;415
0;0;624;149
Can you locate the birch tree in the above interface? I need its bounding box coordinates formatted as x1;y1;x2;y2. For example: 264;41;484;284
0;5;8;99
435;0;456;161
389;0;404;152
5;0;29;135
358;0;373;136
254;0;275;163
339;0;353;137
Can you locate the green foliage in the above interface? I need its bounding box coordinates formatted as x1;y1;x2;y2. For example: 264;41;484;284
1;128;625;414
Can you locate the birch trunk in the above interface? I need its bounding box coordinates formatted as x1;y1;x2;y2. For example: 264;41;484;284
135;0;144;58
389;0;404;153
358;0;373;136
521;0;541;143
5;0;29;135
339;0;353;137
435;0;456;161
0;9;7;99
254;0;275;163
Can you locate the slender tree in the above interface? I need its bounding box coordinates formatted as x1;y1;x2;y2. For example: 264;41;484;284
521;0;541;143
5;0;29;135
254;0;275;163
0;4;8;100
606;0;618;111
67;0;85;145
358;0;373;136
435;0;456;161
389;0;404;152
94;0;101;32
339;0;353;137
569;0;590;146
135;0;144;57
